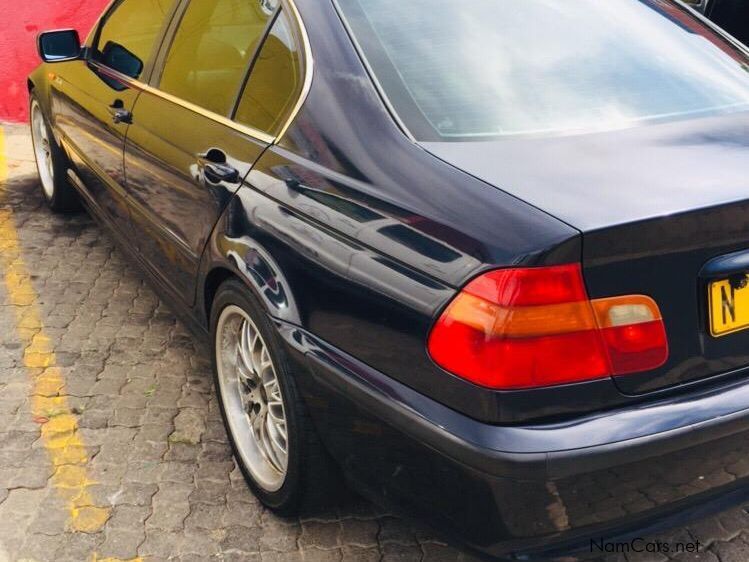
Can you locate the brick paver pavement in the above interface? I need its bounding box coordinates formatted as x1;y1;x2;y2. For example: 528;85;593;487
1;122;749;562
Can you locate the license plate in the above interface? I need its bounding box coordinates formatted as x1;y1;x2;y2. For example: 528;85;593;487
709;278;749;336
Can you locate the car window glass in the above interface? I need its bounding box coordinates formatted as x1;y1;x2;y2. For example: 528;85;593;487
336;0;749;141
159;0;278;116
234;9;303;136
96;0;174;78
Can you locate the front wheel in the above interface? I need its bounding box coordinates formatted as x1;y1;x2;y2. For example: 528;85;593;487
210;278;339;514
29;96;80;212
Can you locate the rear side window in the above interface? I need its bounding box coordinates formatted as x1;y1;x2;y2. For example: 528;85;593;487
234;9;304;136
159;0;278;116
96;0;174;79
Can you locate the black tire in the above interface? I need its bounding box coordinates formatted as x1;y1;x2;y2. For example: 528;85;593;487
210;278;339;515
29;94;81;213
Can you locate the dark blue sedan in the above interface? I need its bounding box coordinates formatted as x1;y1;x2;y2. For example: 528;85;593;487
28;0;749;558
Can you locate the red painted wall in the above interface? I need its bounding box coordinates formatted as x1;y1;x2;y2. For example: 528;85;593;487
0;0;110;123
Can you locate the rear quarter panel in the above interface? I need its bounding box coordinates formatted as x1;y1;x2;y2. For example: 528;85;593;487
200;0;594;423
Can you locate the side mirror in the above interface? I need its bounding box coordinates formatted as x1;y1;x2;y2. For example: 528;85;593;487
37;29;81;62
100;41;143;79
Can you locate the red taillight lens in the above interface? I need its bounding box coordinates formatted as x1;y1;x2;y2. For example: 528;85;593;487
427;264;668;390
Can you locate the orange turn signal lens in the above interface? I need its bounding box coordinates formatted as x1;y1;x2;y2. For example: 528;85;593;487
445;294;598;338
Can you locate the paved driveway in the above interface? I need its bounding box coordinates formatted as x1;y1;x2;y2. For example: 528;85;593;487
0;122;748;562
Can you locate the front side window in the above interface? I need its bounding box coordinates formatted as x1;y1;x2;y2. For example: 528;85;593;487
159;0;278;116
234;9;303;136
336;0;749;141
96;0;174;79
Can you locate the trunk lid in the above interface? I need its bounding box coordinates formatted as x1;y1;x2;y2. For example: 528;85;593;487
423;111;749;394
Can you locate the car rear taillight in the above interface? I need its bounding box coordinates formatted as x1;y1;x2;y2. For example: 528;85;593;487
427;264;668;390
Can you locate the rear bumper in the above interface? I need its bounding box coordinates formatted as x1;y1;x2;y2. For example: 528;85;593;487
279;322;749;559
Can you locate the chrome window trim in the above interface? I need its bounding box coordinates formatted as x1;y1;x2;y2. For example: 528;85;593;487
675;0;749;56
84;0;117;46
88;60;276;144
141;84;278;145
682;0;710;12
84;0;313;146
329;0;417;143
275;0;314;141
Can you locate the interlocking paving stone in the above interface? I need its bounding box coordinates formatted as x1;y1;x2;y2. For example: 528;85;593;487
2;121;749;562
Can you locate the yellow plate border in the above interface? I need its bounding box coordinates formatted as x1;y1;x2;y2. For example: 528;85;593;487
708;278;749;338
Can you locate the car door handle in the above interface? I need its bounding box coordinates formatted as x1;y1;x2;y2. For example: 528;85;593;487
111;109;132;124
198;156;240;184
108;100;132;124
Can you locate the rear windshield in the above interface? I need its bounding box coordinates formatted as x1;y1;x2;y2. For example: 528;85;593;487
336;0;749;141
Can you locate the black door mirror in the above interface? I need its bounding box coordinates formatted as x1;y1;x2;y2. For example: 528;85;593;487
37;29;81;62
100;41;144;79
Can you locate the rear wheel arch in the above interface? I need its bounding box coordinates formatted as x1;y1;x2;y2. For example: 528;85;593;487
203;266;237;324
201;236;301;328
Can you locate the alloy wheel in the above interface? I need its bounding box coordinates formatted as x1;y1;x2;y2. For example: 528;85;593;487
215;305;289;492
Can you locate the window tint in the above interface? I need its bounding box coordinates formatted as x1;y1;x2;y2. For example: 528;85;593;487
160;0;278;116
234;10;303;136
96;0;174;78
336;0;749;141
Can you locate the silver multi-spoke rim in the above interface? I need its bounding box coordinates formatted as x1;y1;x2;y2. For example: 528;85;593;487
30;101;55;200
216;305;289;492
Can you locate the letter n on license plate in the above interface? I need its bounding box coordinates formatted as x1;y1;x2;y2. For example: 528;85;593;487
710;278;749;337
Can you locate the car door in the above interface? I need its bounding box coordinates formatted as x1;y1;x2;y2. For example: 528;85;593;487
123;0;283;305
54;0;177;239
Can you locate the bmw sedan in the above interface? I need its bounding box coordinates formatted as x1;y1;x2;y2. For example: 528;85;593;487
28;0;749;559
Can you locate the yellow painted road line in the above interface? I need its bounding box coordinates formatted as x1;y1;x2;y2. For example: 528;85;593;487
0;127;141;562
